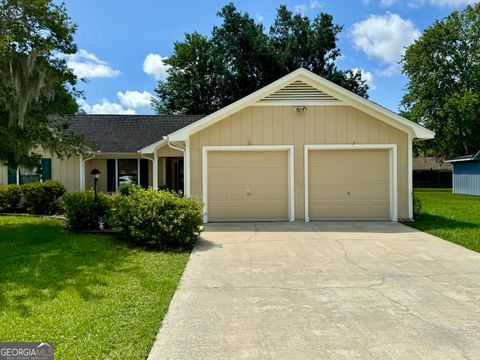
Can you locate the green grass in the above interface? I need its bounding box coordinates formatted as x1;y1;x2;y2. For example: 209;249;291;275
411;188;480;252
0;216;189;359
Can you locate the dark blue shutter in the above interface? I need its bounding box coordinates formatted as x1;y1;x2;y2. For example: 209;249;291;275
41;158;52;181
107;159;116;192
140;159;149;188
7;166;17;184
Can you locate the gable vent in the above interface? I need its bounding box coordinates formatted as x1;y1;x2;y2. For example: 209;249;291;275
257;80;340;105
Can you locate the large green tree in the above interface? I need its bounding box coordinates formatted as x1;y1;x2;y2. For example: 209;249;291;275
154;3;369;115
401;4;480;158
152;33;226;115
0;0;84;169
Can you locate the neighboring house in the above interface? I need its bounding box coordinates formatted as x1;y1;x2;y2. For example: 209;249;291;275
446;151;480;196
0;68;434;222
413;157;452;188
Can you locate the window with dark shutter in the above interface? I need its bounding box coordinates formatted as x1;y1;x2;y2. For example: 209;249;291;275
41;158;52;181
140;159;149;188
7;167;17;184
107;159;116;192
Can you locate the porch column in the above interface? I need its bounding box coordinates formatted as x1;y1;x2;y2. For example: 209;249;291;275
153;151;159;189
184;138;190;196
79;155;85;190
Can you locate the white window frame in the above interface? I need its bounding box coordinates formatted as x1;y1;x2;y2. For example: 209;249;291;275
202;145;295;224
304;144;398;222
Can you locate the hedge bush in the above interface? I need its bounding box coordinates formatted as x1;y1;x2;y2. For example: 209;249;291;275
110;187;203;250
63;190;113;231
413;192;422;220
118;183;141;196
0;184;21;213
21;181;66;215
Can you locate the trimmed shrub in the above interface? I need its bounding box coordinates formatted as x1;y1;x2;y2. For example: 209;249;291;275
110;188;203;249
0;184;21;213
118;183;141;196
21;181;66;215
63;190;112;231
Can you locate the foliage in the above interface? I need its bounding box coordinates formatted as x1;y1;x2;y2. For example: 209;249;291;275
0;215;188;359
153;32;227;115
0;0;85;169
153;3;369;115
118;183;141;196
62;190;112;231
0;184;20;212
21;180;65;214
110;187;203;250
401;4;480;158
412;192;422;220
410;189;480;253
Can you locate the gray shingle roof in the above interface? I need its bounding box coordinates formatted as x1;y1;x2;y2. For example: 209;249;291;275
66;114;204;153
412;157;451;171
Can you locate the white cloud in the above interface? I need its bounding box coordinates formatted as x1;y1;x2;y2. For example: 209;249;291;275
143;53;170;81
294;0;322;14
351;68;376;90
408;0;478;7
256;13;264;22
380;0;396;6
350;13;420;74
117;90;153;108
78;99;136;115
62;49;120;79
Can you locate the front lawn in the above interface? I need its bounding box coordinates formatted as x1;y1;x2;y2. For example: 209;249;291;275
411;188;480;252
0;216;189;359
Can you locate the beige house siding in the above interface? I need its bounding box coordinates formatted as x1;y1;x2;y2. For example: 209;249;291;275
157;145;183;157
0;150;81;193
189;105;409;220
0;165;7;184
51;154;81;193
85;159;108;192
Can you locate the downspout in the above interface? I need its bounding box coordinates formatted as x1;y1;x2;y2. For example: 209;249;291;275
138;152;154;188
81;153;96;190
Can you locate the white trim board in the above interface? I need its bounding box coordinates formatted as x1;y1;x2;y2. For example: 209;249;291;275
202;145;295;223
303;144;398;222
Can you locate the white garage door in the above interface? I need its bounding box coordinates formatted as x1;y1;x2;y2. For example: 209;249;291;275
308;149;390;220
207;151;289;222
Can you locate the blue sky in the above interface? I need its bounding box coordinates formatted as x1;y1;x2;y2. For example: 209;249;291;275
60;0;478;115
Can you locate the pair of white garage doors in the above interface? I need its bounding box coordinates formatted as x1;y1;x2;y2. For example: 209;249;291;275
205;145;395;223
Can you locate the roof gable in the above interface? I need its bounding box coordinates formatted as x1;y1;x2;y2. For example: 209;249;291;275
256;80;340;105
166;68;434;141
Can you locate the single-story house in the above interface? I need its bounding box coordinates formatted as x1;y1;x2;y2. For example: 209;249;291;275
413;157;452;188
0;68;434;222
446;151;480;196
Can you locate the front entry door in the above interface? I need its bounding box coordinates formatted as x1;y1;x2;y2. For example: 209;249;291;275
166;157;184;192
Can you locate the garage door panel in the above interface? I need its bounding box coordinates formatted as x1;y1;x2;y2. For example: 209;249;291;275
208;169;227;185
208;151;288;222
254;168;286;184
310;186;348;201
208;155;227;168
225;169;248;185
309;149;390;221
311;204;348;219
208;186;228;201
371;205;390;218
267;187;289;201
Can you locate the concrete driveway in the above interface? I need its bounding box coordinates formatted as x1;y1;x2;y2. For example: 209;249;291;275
148;223;480;359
